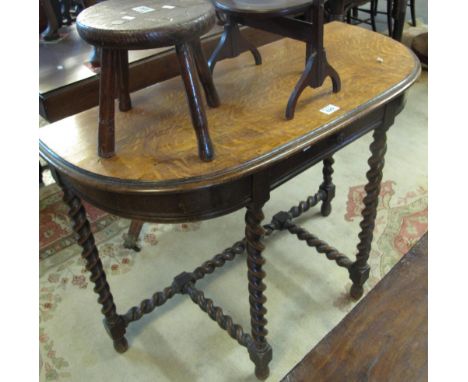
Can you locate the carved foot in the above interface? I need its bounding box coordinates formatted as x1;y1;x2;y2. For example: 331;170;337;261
103;317;128;353
350;283;364;300
248;342;272;380
113;336;129;353
348;263;370;301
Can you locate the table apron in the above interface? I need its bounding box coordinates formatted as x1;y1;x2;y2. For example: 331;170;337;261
58;93;405;223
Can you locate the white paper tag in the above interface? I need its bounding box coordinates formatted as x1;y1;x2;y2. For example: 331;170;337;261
122;16;135;20
132;6;155;13
320;104;340;115
162;5;176;9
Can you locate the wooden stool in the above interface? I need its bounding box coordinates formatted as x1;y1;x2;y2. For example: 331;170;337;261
76;0;220;161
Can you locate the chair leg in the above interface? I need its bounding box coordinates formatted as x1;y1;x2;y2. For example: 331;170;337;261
191;38;220;108
410;0;416;26
245;202;272;380
370;0;378;31
387;0;393;37
115;50;132;112
98;48;116;158
123;220;144;251
176;42;214;162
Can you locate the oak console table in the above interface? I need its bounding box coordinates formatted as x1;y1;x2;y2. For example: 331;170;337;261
39;22;420;379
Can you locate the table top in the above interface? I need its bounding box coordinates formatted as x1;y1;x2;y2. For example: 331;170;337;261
40;22;419;194
77;0;215;49
214;0;313;17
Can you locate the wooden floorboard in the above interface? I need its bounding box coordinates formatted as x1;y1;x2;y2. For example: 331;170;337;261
282;232;428;382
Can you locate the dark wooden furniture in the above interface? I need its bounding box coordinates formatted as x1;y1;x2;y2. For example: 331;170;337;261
39;26;278;123
76;0;220;161
282;232;428;381
325;0;407;41
209;0;341;120
39;23;420;380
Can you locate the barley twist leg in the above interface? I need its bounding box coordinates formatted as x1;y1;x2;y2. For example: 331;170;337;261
349;126;388;300
52;170;128;352
319;156;336;217
245;202;272;380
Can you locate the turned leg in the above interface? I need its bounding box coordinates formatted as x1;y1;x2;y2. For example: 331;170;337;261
319;156;335;217
115;50;132;112
349;124;389;300
51;169;128;352
98;48;116;158
208;16;262;73
41;0;60;41
387;0;393;37
245;202;272;380
123;220;144;251
176;42;214;162
370;0;377;32
191;38;220;108
410;0;416;26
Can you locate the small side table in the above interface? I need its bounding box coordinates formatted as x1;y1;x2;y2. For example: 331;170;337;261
77;0;220;161
209;0;341;120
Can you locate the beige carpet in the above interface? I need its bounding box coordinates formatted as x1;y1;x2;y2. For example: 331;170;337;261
39;63;427;382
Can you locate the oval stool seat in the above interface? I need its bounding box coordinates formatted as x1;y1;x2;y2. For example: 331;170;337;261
213;0;313;17
77;0;216;50
75;0;220;162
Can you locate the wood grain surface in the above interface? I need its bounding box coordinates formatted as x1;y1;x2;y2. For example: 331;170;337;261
40;22;419;192
282;232;428;382
76;0;216;49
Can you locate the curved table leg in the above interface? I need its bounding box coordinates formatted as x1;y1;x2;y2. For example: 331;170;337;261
208;17;262;73
245;202;272;380
191;38;220;108
51;169;128;353
349;123;389;300
176;43;214;162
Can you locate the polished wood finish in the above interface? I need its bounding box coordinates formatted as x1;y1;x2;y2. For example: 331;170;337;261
282;233;428;382
40;22;419;207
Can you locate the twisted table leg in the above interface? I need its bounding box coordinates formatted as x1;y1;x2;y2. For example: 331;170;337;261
349;125;389;300
52;170;128;352
245;202;272;380
319;156;335;217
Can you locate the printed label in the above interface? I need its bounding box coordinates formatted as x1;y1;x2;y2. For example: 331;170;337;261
320;104;340;115
132;6;155;13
